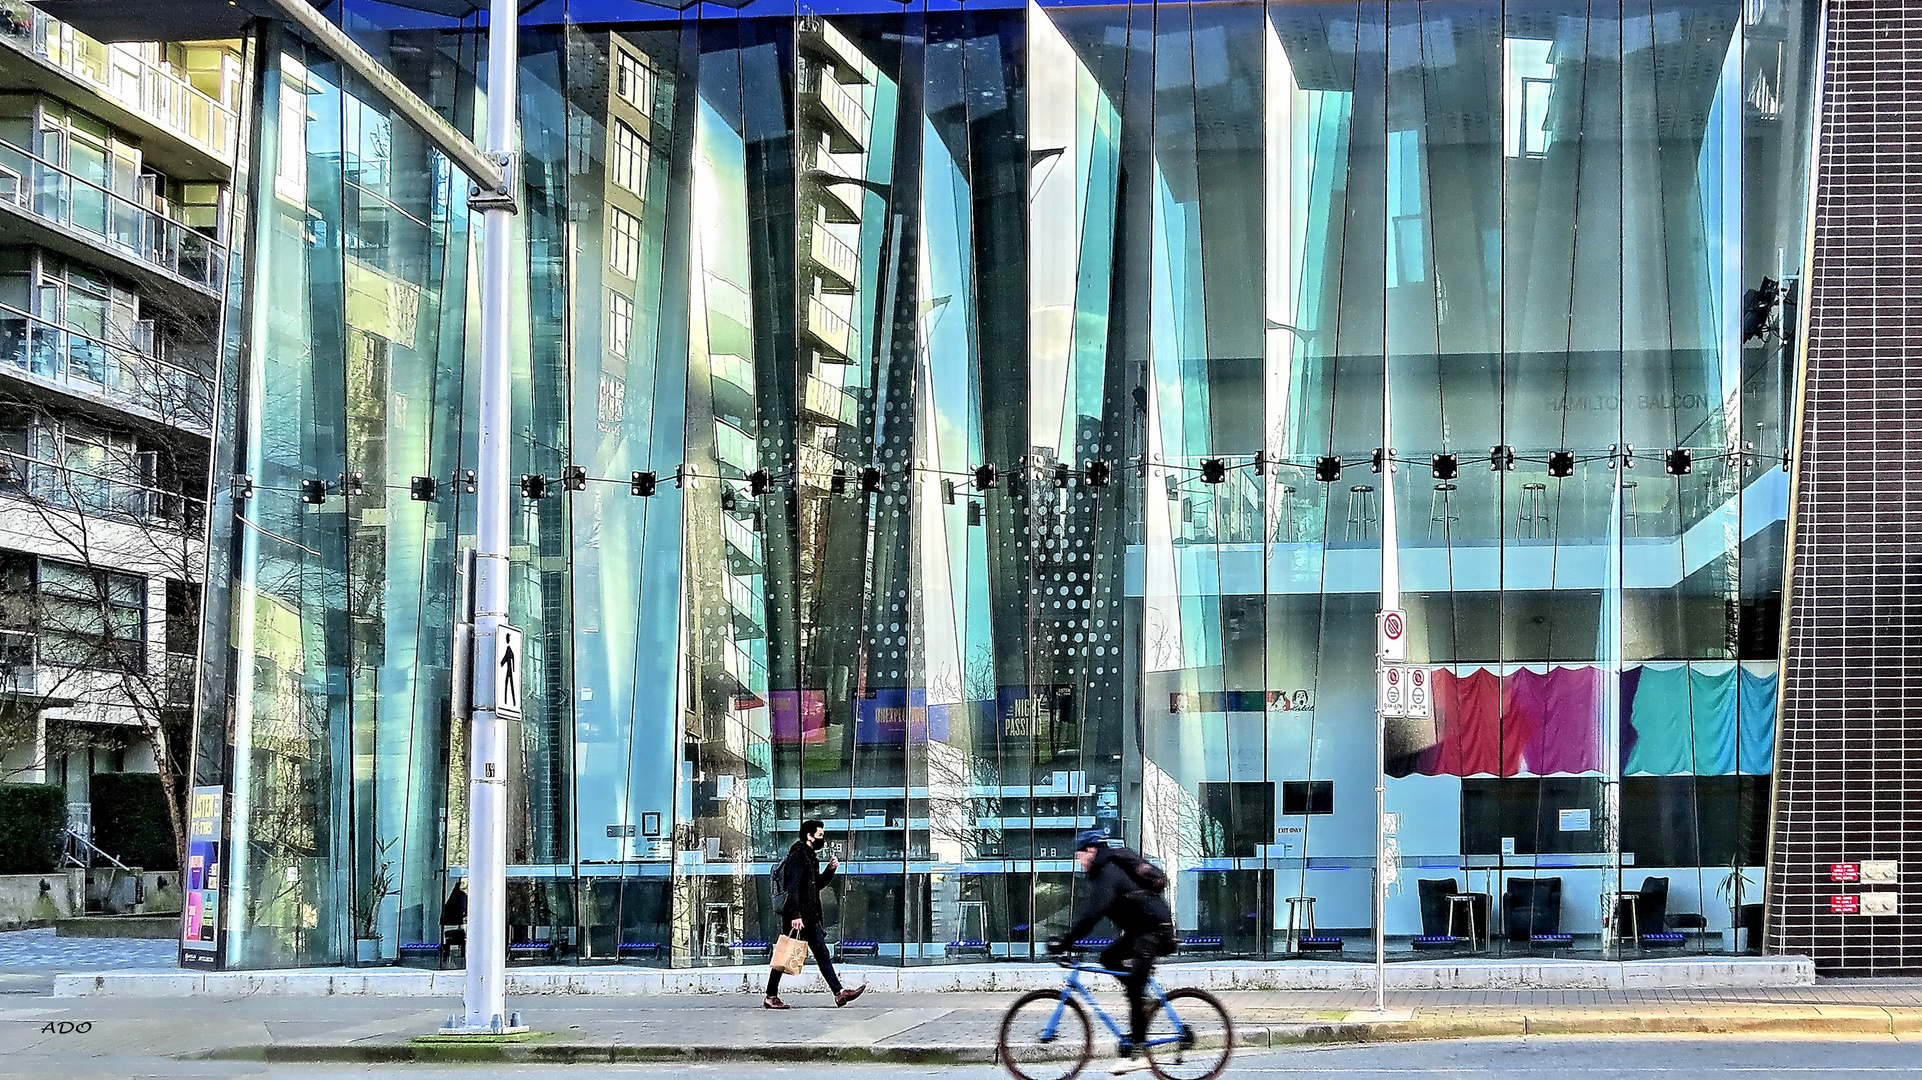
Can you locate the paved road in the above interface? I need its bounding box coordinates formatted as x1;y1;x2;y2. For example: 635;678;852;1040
0;927;175;970
26;1037;1922;1079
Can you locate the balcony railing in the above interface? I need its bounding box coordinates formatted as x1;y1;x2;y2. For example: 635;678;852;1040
0;449;204;530
803;68;869;152
0;141;225;290
810;227;858;291
799;16;871;79
709;351;754;396
806;295;856;361
802;375;856;427
0;3;235;160
0;302;212;430
721;510;760;565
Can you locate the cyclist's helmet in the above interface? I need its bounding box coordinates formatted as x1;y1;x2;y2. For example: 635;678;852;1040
1072;829;1109;852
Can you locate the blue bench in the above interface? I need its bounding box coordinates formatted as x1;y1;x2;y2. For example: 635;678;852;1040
508;940;557;962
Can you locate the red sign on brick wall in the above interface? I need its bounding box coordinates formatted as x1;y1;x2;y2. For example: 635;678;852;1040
1832;895;1860;914
1832;863;1861;883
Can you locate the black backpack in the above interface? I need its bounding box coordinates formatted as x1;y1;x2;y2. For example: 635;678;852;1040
1117;851;1169;894
770;852;791;914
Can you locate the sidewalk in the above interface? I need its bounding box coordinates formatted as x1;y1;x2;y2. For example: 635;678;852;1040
7;980;1922;1066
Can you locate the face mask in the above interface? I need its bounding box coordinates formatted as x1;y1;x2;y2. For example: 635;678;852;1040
810;834;826;850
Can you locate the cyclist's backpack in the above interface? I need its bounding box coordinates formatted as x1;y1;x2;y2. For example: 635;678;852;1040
1119;852;1169;894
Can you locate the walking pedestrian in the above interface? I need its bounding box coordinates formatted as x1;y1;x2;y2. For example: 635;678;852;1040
764;819;866;1009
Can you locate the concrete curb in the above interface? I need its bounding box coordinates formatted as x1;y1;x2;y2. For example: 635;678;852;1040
64;956;1816;998
180;1011;1916;1065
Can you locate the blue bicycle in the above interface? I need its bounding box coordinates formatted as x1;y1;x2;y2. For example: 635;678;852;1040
997;950;1234;1080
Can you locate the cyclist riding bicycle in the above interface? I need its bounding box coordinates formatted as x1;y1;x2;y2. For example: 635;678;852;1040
1048;830;1175;1075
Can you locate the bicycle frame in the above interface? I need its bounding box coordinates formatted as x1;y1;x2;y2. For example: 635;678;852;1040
1040;962;1188;1053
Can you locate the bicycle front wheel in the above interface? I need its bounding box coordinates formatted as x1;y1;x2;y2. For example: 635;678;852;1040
1142;987;1233;1080
998;989;1092;1080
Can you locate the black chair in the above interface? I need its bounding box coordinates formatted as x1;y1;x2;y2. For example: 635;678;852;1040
1634;876;1670;935
1417;877;1490;946
1502;876;1564;941
1417;878;1458;937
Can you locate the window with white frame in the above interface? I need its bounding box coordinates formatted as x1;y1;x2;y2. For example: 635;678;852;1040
614;49;655;117
608;290;633;358
608;207;641;279
610;119;650;198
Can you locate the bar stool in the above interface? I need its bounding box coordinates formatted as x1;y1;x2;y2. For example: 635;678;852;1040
1517;482;1549;539
1346;485;1376;541
1283;896;1317;952
1277;484;1298;543
1621;480;1640;537
1428;483;1459;539
1445;894;1481;951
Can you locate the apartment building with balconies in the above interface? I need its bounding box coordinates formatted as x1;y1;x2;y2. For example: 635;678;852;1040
0;1;234;843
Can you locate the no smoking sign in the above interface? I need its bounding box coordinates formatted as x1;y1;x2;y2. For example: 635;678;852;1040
1378;608;1408;662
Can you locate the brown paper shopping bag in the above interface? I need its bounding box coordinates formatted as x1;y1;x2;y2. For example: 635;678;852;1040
770;933;808;975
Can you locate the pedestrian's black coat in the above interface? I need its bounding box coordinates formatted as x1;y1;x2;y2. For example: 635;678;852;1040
776;839;837;927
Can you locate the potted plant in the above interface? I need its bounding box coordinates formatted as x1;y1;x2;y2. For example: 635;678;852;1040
1715;857;1758;953
352;840;396;965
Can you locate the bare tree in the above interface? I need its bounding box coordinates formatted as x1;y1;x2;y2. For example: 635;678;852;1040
0;380;207;867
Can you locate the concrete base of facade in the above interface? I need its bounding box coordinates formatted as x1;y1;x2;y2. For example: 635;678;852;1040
53;955;1814;997
53;914;178;939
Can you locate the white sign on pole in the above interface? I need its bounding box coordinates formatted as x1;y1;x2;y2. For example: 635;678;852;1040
495;623;524;720
1378;609;1408;662
1406;665;1432;719
1378;665;1408;717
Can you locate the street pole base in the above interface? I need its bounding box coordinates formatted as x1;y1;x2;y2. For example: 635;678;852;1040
435;1011;530;1037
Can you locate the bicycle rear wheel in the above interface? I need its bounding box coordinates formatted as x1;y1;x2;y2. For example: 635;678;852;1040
1142;988;1233;1080
998;989;1092;1080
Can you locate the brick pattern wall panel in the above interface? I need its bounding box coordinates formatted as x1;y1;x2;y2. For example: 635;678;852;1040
1774;0;1922;975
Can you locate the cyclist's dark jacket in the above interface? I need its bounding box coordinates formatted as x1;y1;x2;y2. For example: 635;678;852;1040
776;840;837;928
1062;845;1172;944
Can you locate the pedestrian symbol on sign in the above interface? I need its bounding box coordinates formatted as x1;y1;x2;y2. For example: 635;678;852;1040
495;624;524;720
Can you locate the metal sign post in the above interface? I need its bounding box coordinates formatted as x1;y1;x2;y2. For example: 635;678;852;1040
1373;377;1400;1014
449;0;522;1037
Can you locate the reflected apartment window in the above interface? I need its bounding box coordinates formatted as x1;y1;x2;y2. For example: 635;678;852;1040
614;49;654;117
607;290;632;358
1386;129;1426;287
1504;38;1554;159
610;119;650;198
273;61;310;204
608;207;640;279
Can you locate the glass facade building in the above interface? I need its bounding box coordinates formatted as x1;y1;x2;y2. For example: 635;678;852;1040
189;0;1820;968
